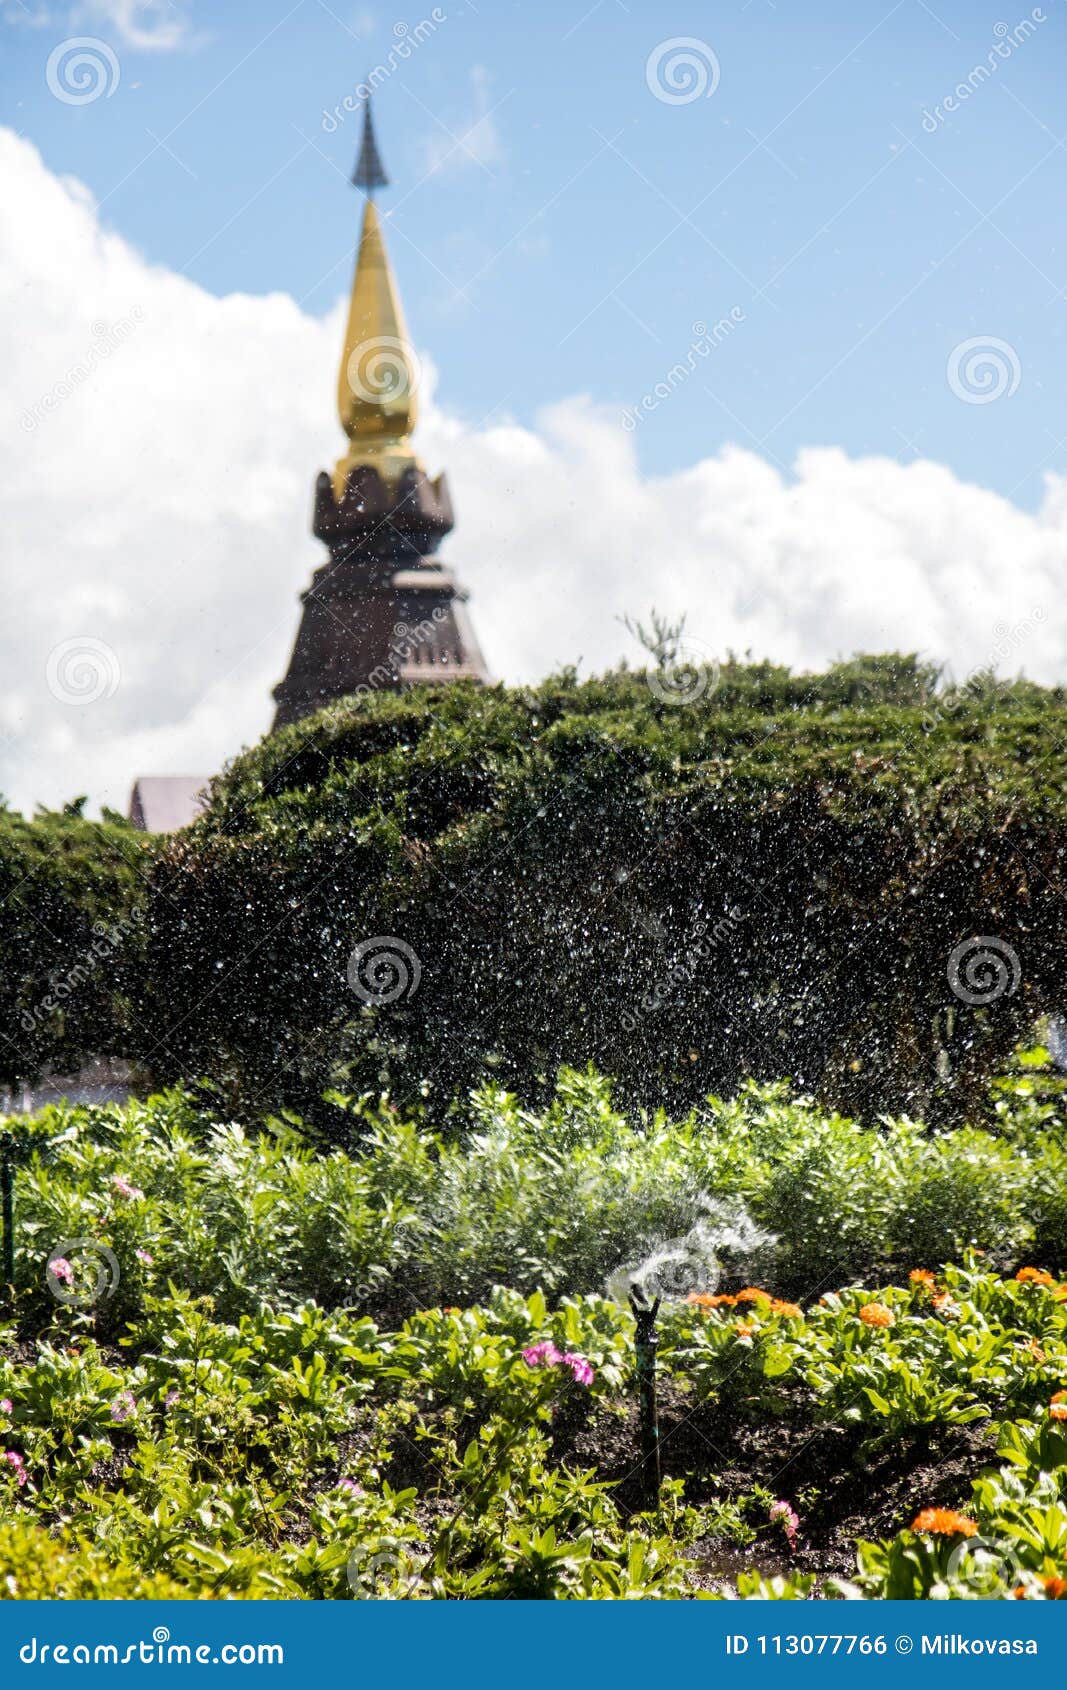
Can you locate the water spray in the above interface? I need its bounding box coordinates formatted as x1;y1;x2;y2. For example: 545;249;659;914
608;1196;778;1511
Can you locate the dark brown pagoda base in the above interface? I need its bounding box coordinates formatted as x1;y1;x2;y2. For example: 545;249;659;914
272;464;489;730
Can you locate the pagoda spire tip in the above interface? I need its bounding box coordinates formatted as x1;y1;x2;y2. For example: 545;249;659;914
352;93;390;195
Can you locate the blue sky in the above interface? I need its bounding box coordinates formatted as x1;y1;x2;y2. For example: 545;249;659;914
5;0;1066;504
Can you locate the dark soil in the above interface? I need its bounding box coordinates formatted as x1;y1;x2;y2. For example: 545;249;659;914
361;1372;998;1591
548;1377;998;1586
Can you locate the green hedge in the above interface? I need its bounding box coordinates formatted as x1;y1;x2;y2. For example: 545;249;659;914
130;656;1065;1127
0;808;154;1090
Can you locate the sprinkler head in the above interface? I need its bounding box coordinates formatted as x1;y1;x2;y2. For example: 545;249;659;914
628;1286;661;1331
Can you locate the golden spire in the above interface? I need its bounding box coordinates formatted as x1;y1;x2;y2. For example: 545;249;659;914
332;104;420;497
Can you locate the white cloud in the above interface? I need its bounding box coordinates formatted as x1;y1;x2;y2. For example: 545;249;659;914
3;0;194;48
1;126;1064;816
422;65;505;176
78;1;193;49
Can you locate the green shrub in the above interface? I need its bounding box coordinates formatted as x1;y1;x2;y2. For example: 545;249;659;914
4;1072;1066;1331
130;661;1065;1128
0;806;155;1090
0;1519;195;1599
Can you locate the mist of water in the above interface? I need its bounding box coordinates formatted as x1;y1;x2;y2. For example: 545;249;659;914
606;1196;777;1304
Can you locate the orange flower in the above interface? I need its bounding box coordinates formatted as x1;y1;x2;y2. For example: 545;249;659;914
1050;1404;1067;1422
1044;1576;1067;1599
911;1508;978;1538
909;1269;937;1289
1013;1585;1029;1600
735;1323;756;1338
770;1299;802;1319
1052;1391;1067;1402
1016;1267;1055;1286
735;1287;772;1305
859;1303;894;1329
931;1293;960;1318
687;1292;737;1310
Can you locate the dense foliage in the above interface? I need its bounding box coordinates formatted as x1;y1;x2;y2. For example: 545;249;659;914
2;1066;1067;1330
0;806;152;1091
1;1080;1066;1600
134;657;1066;1127
5;653;1065;1603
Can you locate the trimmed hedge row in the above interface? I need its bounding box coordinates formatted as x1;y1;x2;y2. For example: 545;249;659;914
132;656;1066;1128
0;808;153;1091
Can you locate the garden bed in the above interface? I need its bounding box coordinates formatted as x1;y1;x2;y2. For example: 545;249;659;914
1;1079;1066;1599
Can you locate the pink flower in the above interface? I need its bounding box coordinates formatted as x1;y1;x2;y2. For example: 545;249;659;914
522;1342;563;1368
48;1257;74;1285
0;1400;11;1414
110;1392;136;1423
560;1353;595;1387
112;1176;144;1200
521;1343;594;1386
135;1249;154;1266
769;1499;800;1545
339;1478;364;1495
163;1390;180;1410
3;1451;26;1487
